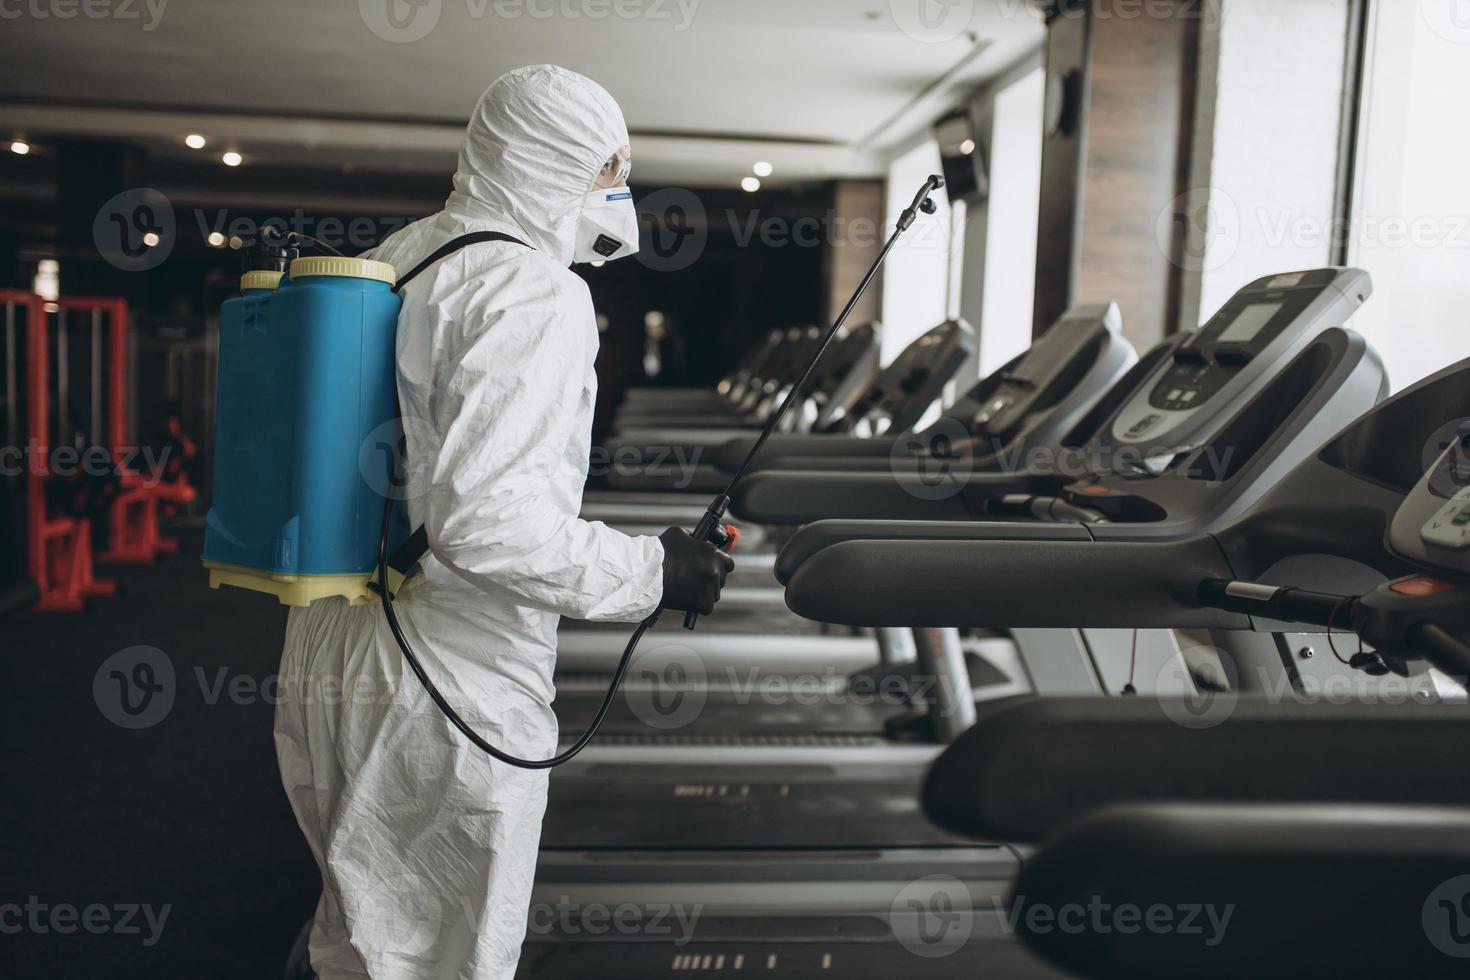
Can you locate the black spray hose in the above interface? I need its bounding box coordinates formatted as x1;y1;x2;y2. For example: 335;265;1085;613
376;486;656;770
376;175;947;768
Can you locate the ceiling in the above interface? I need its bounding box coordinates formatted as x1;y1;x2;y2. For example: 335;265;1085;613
0;0;1045;187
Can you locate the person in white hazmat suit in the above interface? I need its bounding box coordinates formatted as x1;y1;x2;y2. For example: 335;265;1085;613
274;65;733;978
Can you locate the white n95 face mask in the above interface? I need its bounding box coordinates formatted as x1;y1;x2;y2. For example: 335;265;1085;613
573;188;640;263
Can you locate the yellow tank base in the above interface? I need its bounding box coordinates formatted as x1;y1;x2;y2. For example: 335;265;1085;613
203;560;406;607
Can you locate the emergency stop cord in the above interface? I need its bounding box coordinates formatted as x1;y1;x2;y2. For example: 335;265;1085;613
375;175;948;769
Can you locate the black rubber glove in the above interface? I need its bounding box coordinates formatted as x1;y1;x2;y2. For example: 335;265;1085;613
658;527;735;616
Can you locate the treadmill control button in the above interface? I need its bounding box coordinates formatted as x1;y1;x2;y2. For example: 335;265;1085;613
1389;576;1457;597
1422;486;1470;550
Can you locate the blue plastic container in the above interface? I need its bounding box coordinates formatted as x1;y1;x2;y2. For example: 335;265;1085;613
204;257;408;606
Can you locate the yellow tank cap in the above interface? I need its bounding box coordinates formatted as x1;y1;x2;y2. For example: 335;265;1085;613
240;270;283;291
289;256;397;285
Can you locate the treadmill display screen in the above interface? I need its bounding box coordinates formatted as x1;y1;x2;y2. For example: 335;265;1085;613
1217;302;1283;345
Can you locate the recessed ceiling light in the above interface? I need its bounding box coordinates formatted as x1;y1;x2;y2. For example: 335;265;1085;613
207;232;226;247
10;141;30;155
741;176;761;192
222;151;243;167
185;134;207;149
753;161;773;177
142;232;161;247
959;138;976;155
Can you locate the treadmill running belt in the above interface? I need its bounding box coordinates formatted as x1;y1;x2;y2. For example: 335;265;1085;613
517;937;1065;978
559;609;851;636
543;767;962;849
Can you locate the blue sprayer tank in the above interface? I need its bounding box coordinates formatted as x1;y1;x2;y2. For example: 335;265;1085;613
204;256;409;605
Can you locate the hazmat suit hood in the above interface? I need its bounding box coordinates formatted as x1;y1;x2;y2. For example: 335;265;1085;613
445;65;631;268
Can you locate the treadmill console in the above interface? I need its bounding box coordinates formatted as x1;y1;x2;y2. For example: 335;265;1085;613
964;303;1121;442
850;318;976;435
1101;268;1371;464
1390;423;1470;572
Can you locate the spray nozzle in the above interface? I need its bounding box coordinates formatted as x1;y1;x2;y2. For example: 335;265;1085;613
897;174;945;230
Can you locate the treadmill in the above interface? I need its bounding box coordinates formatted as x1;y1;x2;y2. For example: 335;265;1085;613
560;303;1134;673
908;355;1470;979
520;271;1386;977
612;322;880;435
590;317;976;502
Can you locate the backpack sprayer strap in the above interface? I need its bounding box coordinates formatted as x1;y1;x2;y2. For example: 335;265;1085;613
387;231;532;576
391;230;531;292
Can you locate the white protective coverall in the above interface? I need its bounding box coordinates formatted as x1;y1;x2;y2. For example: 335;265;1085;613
274;65;665;979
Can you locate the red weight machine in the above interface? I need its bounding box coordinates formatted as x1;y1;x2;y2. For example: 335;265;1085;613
1;291;197;612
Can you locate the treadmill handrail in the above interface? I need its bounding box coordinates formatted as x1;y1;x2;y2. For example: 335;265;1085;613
782;533;1244;628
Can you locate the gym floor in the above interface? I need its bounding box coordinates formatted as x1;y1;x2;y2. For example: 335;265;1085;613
3;530;316;978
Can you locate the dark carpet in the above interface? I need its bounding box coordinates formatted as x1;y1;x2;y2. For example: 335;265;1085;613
2;528;317;978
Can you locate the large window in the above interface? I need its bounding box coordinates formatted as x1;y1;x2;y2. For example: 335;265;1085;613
880;139;962;361
976;66;1044;376
1346;2;1470;390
